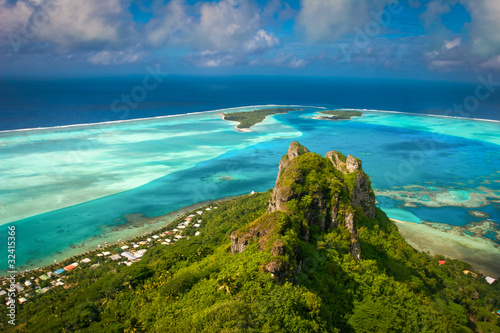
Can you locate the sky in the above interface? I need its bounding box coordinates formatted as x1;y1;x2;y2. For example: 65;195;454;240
0;0;500;81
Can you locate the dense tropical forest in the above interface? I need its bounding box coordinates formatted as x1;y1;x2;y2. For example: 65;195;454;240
223;107;301;128
318;110;364;120
2;142;499;332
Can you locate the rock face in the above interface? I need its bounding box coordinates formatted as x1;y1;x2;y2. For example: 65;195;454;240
326;151;376;218
231;141;377;281
268;141;310;213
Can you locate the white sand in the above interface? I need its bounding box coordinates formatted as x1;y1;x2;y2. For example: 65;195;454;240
394;219;500;277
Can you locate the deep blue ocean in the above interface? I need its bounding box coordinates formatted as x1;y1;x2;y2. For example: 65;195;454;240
1;76;500;131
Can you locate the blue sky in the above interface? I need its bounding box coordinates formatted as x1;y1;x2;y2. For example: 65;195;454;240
1;0;499;81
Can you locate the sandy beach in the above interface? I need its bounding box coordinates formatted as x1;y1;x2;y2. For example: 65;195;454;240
219;113;252;132
393;219;500;278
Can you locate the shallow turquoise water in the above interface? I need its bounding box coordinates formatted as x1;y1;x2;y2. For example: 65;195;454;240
1;106;499;271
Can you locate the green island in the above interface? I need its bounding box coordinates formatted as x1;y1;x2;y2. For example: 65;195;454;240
2;142;499;332
223;107;302;129
318;110;364;120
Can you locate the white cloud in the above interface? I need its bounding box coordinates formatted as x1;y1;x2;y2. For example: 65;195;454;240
87;45;148;65
418;0;453;28
37;0;127;49
145;0;191;47
480;56;500;70
443;37;461;50
250;53;307;68
184;50;241;67
0;0;133;53
244;29;279;53
296;0;389;43
192;0;260;51
0;0;33;41
461;0;500;57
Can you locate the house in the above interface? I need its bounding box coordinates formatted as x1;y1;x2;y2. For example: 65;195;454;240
133;244;140;248
121;245;129;250
206;208;211;211
485;277;496;285
18;297;27;304
194;224;200;227
63;264;76;271
438;260;446;265
110;254;121;261
54;269;65;275
195;231;201;236
496;309;500;317
102;251;111;256
0;290;6;296
39;274;50;280
135;249;147;256
197;211;203;215
24;281;32;287
80;258;91;263
152;235;160;239
121;252;138;261
188;214;195;218
463;270;477;278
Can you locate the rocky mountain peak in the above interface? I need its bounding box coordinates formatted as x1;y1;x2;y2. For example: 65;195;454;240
232;142;378;280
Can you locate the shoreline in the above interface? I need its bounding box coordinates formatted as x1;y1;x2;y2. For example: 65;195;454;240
2;105;499;135
219;113;252;132
1;196;238;277
393;219;500;278
0;104;319;134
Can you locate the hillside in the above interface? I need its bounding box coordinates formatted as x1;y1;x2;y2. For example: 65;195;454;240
2;142;499;332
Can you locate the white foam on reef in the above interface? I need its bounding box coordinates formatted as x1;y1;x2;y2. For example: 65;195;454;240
0;107;302;224
0;104;319;135
343;109;500;146
340;108;500;123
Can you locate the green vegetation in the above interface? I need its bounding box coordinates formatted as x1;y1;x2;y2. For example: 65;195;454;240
319;110;363;120
2;145;499;332
223;107;301;129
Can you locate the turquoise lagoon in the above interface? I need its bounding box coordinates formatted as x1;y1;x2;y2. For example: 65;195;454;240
1;106;499;271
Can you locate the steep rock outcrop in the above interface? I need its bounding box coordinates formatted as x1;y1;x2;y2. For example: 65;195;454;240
231;142;378;281
326;151;376;218
268;141;309;213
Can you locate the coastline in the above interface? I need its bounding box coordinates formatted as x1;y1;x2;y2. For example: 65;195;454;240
3;105;499;135
1;196;238;276
219;113;252;132
393;219;500;277
0;104;319;134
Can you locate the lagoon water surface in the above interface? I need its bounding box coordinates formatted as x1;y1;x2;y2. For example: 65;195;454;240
1;106;499;272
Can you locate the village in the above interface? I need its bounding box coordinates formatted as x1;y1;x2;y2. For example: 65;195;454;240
0;205;217;306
